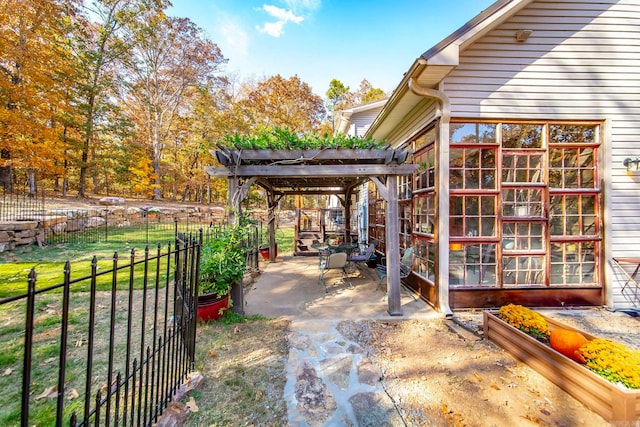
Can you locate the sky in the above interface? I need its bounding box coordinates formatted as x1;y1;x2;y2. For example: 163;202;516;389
167;0;496;97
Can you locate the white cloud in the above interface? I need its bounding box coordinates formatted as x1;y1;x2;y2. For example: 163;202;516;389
283;0;321;12
256;4;304;38
220;20;249;56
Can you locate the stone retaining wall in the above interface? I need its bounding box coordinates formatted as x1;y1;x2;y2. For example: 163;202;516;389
0;220;42;252
0;205;228;252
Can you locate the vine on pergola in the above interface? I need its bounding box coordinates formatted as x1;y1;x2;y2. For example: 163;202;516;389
218;127;387;150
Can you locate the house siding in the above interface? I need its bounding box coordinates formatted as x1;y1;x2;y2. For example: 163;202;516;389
443;0;640;307
352;108;384;137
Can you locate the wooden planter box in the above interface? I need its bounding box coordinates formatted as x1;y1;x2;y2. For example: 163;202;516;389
483;311;640;424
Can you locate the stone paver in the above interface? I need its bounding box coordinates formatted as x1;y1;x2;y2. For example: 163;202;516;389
245;256;440;426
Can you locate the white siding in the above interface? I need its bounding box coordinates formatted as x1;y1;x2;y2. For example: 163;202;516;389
444;0;640;307
350;107;384;137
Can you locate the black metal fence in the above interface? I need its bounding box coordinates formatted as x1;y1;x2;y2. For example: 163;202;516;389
0;184;45;222
43;208;225;246
0;237;201;426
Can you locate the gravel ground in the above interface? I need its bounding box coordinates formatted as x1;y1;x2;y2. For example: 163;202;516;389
351;307;640;427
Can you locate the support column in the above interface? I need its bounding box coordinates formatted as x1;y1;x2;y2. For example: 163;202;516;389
344;188;352;243
385;175;402;316
267;191;277;262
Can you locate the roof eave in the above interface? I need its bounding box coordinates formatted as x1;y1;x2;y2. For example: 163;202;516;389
366;0;536;142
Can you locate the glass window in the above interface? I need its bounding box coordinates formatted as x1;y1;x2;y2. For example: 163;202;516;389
415;239;435;283
502;152;544;183
501;188;544;218
449;243;497;287
415;148;435;190
549;195;598;236
549;147;595;189
450;123;497;144
502;222;545;251
451;148;496;189
549;124;596;144
550;241;596;285
414;194;434;235
450;195;496;237
503;255;545;287
502;124;543;149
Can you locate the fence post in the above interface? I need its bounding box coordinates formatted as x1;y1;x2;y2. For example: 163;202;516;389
56;261;72;424
21;269;37;427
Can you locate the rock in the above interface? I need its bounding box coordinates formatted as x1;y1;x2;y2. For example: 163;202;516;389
154;402;189;427
295;360;337;426
321;355;352;390
0;241;15;252
99;196;125;206
357;358;382;386
85;217;106;228
348;392;404;427
289;332;312;350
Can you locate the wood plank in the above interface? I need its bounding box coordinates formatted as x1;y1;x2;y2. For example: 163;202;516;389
206;164;417;178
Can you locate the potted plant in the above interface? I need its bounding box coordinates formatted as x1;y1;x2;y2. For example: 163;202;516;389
198;222;249;321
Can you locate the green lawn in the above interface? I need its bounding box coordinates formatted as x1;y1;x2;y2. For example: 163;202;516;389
0;223;296;425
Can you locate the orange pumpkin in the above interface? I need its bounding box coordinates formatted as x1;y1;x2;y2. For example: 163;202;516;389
550;329;589;363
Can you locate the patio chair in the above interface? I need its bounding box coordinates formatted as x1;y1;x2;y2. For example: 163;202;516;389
376;247;415;293
347;243;376;270
318;251;351;292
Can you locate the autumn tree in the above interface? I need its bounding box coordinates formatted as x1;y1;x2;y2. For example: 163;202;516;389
354;78;386;104
242;74;325;133
69;0;164;197
325;78;350;132
123;10;226;200
0;0;76;193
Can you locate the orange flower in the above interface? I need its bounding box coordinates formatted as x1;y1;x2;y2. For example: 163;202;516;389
497;304;550;343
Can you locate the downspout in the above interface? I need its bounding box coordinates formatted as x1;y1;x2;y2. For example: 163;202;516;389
408;75;454;317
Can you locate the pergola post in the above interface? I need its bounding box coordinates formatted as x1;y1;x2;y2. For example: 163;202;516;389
384;175;402;316
267;191;278;262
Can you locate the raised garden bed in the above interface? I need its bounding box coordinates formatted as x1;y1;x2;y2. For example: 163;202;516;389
483;311;640;424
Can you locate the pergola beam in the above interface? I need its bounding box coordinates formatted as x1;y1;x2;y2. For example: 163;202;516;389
205;164;417;178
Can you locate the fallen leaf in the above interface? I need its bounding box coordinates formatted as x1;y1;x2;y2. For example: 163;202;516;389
186;396;199;412
209;349;217;357
67;389;79;400
539;408;550;416
35;385;58;401
473;372;483;382
255;390;263;401
234;326;240;334
3;368;11;376
441;403;450;413
490;383;500;390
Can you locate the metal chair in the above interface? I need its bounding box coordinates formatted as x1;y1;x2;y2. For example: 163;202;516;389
376;247;415;291
347;243;376;270
318;251;351;292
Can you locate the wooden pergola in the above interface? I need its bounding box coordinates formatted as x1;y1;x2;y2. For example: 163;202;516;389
205;146;417;316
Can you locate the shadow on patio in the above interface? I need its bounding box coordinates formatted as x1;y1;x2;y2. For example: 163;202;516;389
244;255;439;320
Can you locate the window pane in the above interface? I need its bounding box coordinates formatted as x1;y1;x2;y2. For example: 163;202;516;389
502;188;543;218
502;153;544;183
503;222;545;251
549;124;596;144
550;242;596;285
549;194;597;236
451;123;497;144
503;255;545;287
502;124;543;148
449;243;497;287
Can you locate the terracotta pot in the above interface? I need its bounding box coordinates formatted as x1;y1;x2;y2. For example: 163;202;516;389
197;292;229;321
